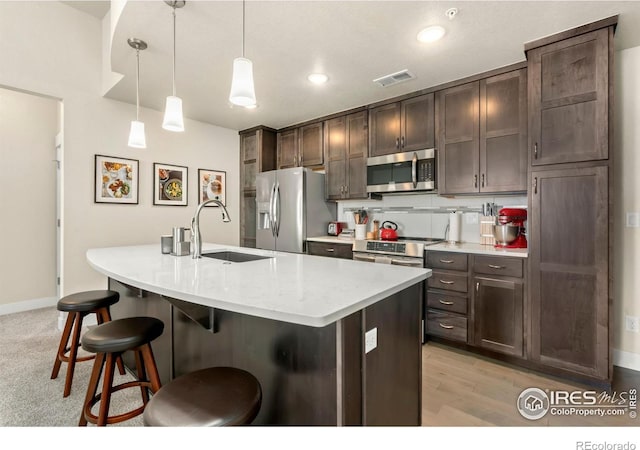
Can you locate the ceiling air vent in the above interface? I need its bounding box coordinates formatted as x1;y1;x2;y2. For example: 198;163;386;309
373;70;415;87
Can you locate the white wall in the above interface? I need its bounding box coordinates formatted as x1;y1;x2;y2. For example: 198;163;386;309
0;2;239;301
0;88;59;306
614;45;640;364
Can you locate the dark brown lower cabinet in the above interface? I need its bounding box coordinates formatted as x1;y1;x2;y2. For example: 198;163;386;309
473;276;523;357
307;240;353;259
529;165;609;380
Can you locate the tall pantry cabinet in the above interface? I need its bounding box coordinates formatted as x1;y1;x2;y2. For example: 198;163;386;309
525;16;616;383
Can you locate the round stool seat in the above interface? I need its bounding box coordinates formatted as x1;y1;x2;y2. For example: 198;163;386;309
57;290;119;313
81;317;164;354
143;367;262;426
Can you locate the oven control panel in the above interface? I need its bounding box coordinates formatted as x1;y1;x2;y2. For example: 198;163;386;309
366;241;406;253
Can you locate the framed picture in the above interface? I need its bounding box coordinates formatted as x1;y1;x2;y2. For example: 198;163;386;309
94;155;139;204
153;163;188;206
198;169;226;206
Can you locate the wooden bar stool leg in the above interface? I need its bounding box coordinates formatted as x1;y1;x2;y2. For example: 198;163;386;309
141;343;162;394
98;308;126;376
79;352;105;426
134;349;149;404
63;312;85;398
97;353;116;426
51;311;74;380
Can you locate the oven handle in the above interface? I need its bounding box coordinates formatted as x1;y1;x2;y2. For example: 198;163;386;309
411;152;418;188
353;254;376;263
390;258;424;268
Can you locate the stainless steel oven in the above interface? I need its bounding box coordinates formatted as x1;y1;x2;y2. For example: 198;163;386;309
366;148;436;194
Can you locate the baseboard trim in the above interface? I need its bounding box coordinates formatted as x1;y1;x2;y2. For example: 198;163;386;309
613;348;640;371
0;296;58;316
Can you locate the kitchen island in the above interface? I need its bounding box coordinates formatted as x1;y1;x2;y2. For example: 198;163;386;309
86;243;430;426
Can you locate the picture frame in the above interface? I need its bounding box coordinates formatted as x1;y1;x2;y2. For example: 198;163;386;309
94;155;139;204
153;163;188;206
198;169;226;206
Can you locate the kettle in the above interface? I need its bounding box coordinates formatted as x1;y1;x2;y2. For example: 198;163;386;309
379;221;398;241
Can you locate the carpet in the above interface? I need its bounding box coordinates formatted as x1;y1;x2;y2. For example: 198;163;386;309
0;306;144;427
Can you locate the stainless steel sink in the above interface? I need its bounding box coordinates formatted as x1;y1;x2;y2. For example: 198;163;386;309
201;251;272;263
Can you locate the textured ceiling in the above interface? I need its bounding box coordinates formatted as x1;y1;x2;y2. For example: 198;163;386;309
97;1;640;131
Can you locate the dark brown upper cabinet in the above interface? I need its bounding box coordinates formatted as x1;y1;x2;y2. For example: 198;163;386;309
527;28;609;166
369;93;434;157
437;70;527;195
277;122;324;169
325;111;368;200
436;81;480;194
277;128;298;169
480;69;528;192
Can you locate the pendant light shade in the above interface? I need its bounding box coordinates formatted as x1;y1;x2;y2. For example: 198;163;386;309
128;120;146;148
127;38;147;149
229;57;256;107
229;0;257;107
163;1;185;132
162;96;184;131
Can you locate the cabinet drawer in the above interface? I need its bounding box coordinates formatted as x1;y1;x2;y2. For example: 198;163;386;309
426;310;467;342
306;241;353;260
426;291;467;315
473;255;523;278
426;251;468;271
427;270;468;293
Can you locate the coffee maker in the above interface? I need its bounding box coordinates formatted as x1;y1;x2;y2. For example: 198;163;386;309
495;208;527;249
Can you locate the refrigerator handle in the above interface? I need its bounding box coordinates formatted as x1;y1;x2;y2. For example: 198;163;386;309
269;183;277;237
275;182;281;237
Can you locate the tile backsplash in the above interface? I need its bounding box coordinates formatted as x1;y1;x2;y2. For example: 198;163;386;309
336;193;527;243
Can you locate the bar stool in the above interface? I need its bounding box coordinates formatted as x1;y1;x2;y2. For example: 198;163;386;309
79;316;164;426
143;367;262;426
51;290;125;397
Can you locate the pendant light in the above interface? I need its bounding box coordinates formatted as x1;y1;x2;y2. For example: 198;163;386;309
162;1;185;132
127;38;147;149
229;0;257;107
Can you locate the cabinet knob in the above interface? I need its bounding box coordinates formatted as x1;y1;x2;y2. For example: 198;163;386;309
534;142;538;159
395;137;400;149
533;177;538;194
401;136;405;148
481;174;485;188
474;175;478;188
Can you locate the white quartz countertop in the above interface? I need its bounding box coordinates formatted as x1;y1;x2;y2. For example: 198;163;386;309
86;243;430;327
307;236;356;245
426;242;528;258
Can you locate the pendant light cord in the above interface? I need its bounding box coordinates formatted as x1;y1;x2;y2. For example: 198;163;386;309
172;6;177;96
135;48;140;120
242;0;245;57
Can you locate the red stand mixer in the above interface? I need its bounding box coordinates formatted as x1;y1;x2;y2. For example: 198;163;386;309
494;208;527;249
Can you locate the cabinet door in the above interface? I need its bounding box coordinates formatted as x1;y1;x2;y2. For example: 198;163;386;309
277;129;299;169
241;191;256;248
299;122;324;167
528;28;609;165
325;116;347;200
473;276;523;357
436;81;480;194
529;165;608;379
369;102;401;157
401;93;435;152
241;133;257;190
480;69;527;193
346;110;368;199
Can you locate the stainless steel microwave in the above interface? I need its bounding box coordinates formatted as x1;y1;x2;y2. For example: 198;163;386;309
366;148;436;193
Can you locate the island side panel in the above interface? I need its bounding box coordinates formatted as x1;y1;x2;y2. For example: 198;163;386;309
362;282;422;426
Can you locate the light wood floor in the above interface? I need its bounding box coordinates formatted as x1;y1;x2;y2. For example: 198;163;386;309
422;342;639;426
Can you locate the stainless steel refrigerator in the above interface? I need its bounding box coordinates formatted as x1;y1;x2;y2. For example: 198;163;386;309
256;167;336;253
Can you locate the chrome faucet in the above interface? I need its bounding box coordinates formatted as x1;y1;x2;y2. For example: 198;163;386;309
191;199;231;258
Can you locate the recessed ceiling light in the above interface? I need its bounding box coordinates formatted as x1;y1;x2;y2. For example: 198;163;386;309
307;73;329;85
417;25;446;43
